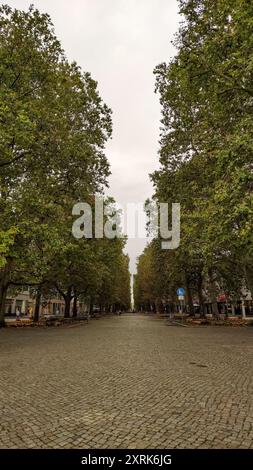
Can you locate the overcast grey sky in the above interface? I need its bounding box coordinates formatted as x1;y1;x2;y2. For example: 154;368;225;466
8;0;180;273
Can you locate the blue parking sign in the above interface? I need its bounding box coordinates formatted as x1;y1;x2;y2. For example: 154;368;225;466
177;287;185;296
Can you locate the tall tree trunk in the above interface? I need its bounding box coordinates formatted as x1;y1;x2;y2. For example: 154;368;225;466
244;264;253;298
89;299;93;316
185;273;194;315
72;294;78;318
197;272;205;317
0;284;7;327
208;268;219;318
33;287;42;322
0;263;10;327
64;297;71;318
64;287;72;318
155;299;164;314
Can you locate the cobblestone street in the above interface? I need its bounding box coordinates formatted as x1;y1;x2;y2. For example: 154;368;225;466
0;314;253;449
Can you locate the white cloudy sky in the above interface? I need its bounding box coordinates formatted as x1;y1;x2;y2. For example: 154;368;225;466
8;0;180;273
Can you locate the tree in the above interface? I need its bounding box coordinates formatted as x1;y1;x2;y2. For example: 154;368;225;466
136;0;253;315
0;5;113;325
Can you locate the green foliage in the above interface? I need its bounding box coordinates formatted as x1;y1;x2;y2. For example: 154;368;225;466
135;0;253;310
0;5;130;323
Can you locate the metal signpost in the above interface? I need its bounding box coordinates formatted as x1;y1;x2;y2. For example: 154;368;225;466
177;288;185;314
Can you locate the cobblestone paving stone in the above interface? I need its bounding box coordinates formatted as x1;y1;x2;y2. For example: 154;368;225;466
0;314;253;449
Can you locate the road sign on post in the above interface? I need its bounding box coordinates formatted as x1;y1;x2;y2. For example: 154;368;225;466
177;288;185;314
177;287;185;297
